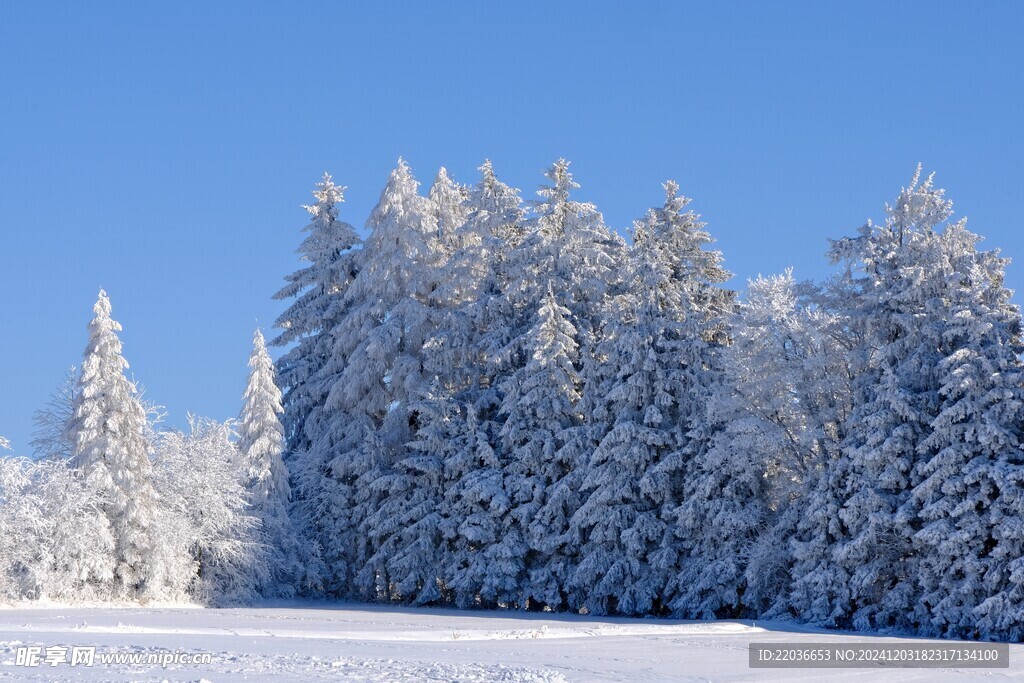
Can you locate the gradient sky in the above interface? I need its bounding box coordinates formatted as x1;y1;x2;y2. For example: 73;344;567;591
1;2;1022;453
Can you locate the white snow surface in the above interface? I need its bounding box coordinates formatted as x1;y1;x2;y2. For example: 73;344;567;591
1;601;1019;682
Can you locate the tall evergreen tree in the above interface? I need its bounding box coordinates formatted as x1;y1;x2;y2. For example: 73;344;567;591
509;160;623;346
425;161;527;607
572;181;731;616
315;159;445;596
833;170;954;631
239;329;313;596
271;173;360;594
66;290;159;597
466;161;624;611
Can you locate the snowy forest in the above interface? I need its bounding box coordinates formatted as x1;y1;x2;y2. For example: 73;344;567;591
2;158;1024;643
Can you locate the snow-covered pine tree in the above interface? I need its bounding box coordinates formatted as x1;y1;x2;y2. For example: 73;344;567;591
814;168;961;631
445;160;626;612
507;160;623;347
316;159;445;597
572;181;731;616
466;159;623;418
238;329;312;597
66;290;160;598
383;161;615;609
461;159;528;295
426;161;526;606
462;159;529;312
271;173;360;595
323;158;443;456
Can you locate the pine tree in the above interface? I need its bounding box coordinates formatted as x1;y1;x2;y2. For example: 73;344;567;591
423;161;527;607
271;173;360;595
322;158;443;452
66;290;160;597
461;161;623;610
462;159;529;305
471;159;623;414
572;181;731;616
511;160;623;344
816;168;965;631
239;329;313;597
316;159;445;595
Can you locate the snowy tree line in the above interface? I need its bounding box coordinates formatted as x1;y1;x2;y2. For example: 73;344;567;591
0;297;292;605
2;159;1024;641
272;160;1024;640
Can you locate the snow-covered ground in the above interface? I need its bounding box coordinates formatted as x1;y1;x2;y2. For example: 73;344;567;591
0;601;1020;682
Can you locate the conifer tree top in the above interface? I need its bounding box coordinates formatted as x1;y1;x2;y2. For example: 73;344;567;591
305;172;346;218
536;159;580;206
241;328;283;426
90;290;123;344
80;289;130;380
368;158;422;226
887;164;953;234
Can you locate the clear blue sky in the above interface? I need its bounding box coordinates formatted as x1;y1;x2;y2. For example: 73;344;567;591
1;2;1022;452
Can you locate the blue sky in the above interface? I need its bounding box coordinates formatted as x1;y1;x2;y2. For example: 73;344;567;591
1;2;1022;452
